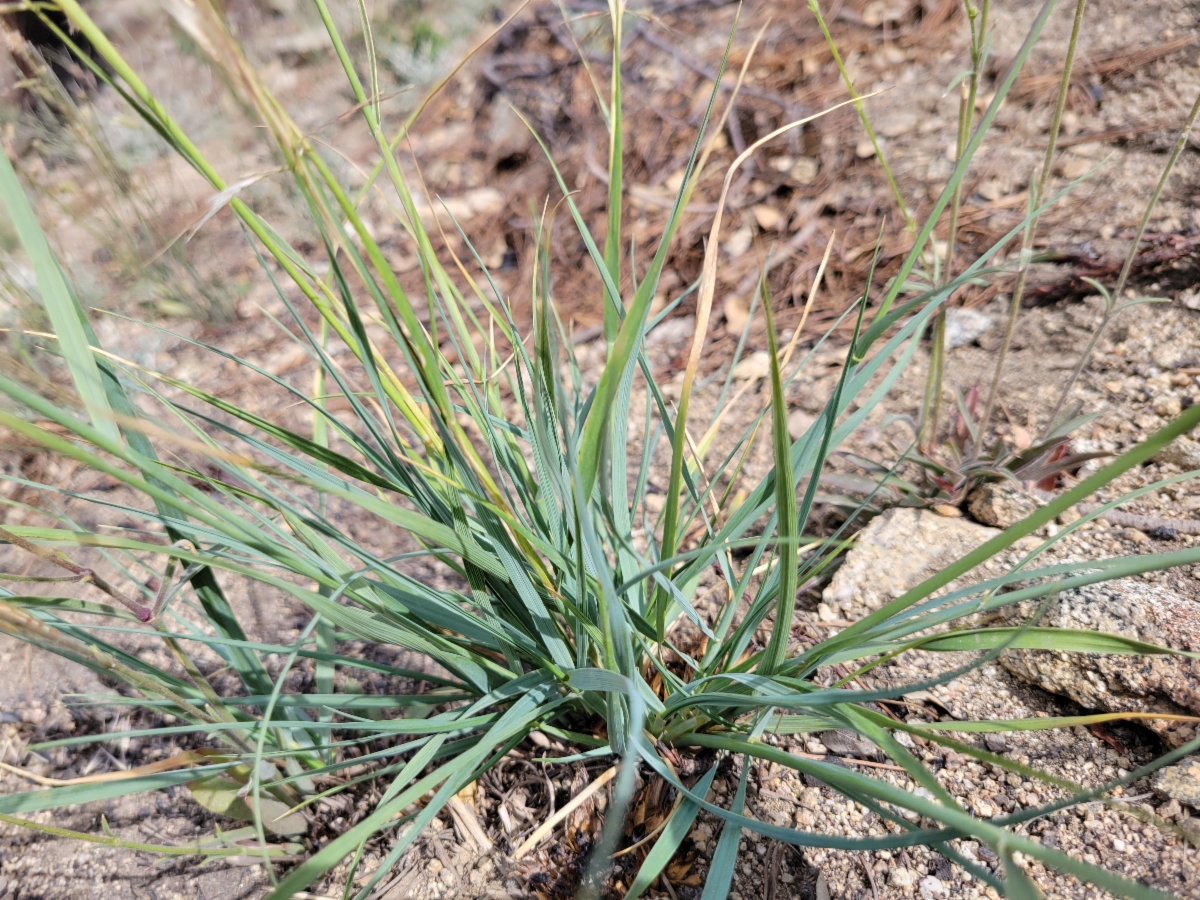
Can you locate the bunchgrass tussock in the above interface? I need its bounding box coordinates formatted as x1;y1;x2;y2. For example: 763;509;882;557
1;1;1200;899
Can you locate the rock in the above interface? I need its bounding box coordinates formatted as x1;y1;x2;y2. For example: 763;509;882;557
855;138;878;159
1060;156;1095;179
646;315;695;348
731;350;770;381
819;729;879;758
790;157;819;184
752;204;784;230
725;224;753;258
1158;798;1182;820
977;179;1004;202
983;733;1009;753
863;0;914;27
945;307;994;349
999;580;1200;747
967;481;1040;528
1008;424;1033;452
1154;757;1200;808
943;750;966;770
268;28;331;65
1058;505;1082;526
411;187;505;227
788;409;816;442
1179;289;1200;311
971;797;997;818
889;867;917;889
487;101;533;158
1124;527;1150;544
918;875;948;899
877;109;919;138
823;508;999;618
724;295;750;335
1155;395;1184;418
1155;436;1200;470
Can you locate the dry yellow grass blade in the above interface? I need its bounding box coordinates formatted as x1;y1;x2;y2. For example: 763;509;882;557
512;765;618;859
671;92;882;496
692;232;835;467
0;750;219;788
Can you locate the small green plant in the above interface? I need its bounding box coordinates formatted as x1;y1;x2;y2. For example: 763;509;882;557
838;0;1197;510
880;383;1104;507
1;3;1199;900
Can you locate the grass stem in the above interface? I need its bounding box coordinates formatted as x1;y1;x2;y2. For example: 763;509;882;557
1045;85;1200;432
979;0;1087;445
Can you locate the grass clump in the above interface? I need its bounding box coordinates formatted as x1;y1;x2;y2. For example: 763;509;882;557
0;2;1199;899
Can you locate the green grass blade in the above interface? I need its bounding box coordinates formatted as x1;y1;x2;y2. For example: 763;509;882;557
626;764;719;900
0;145;118;443
574;15;738;497
603;3;625;346
900;626;1198;657
758;277;797;677
0;764;238;815
1002;850;1041;900
699;757;749;900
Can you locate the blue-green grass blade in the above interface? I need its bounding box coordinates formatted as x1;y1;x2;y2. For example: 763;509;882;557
871;0;1060;321
673;165;1089;599
860;626;1199;659
0;143;118;443
627;763;719;900
1002;851;1041;900
269;676;560;900
806;403;1200;665
0;763;239;815
758;276;798;677
573;16;738;496
698;757;749;900
673;734;1175;899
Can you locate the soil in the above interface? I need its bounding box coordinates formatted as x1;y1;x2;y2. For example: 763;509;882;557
3;0;1200;898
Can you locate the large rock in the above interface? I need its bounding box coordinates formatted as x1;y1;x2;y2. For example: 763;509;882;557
945;307;994;350
1154;757;1200;809
999;580;1200;747
1155;436;1200;471
967;481;1040;528
823;508;999;619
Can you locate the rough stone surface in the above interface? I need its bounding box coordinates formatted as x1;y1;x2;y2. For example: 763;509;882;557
918;875;948;899
944;307;993;350
889;867;917;889
823;508;999;618
1154;435;1200;471
1154;757;1200;809
788;409;816;442
999;580;1200;747
966;480;1040;528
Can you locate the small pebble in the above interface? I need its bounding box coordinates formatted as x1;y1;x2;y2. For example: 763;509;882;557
890;867;917;889
919;875;948;899
1155;395;1183;418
